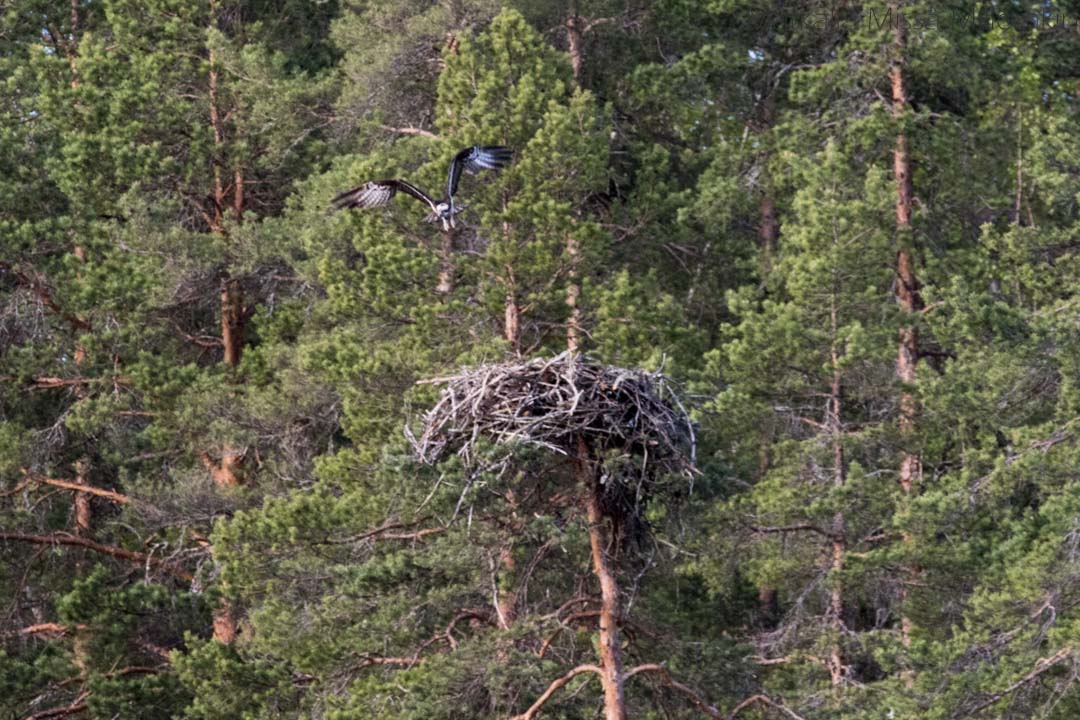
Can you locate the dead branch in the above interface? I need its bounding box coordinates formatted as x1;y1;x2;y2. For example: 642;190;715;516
957;646;1073;717
6;623;86;639
166;317;223;349
318;517;446;545
21;471;131;505
0;261;91;333
379;125;440;139
510;664;602;720
0;532;193;581
625;664;725;718
444;608;493;650
726;693;809;720
747;523;836;539
351;654;418;668
22;691;89;720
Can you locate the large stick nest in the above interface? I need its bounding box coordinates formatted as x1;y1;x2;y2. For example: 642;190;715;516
409;352;696;479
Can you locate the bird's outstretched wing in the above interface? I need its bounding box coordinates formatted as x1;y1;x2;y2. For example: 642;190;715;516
446;146;513;199
332;179;437;212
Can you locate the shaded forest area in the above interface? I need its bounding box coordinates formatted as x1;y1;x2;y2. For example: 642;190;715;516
2;1;1080;718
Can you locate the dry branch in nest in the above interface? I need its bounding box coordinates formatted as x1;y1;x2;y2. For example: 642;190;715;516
408;353;697;514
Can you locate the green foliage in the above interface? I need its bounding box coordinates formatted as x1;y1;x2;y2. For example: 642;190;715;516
3;1;1080;719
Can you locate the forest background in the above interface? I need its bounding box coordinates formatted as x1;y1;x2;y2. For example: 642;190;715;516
2;1;1080;718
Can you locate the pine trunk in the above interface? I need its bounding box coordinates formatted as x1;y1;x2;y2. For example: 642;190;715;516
890;3;922;659
505;292;521;356
221;277;244;368
566;15;584;86
577;437;626;720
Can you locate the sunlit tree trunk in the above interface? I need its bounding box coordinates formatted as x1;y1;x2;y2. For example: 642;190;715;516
577;437;626;720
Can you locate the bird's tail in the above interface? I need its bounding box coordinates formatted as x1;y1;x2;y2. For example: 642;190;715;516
331;186;366;210
422;204;467;224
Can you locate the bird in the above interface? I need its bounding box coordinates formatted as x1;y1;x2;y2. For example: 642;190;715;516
332;146;513;230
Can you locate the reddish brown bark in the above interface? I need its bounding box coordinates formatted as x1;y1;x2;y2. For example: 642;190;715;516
220;277;245;368
200;448;246;488
890;3;922;497
564;12;613;86
233;166;244;219
25;693;89;720
211;605;238;644
577;437;627;720
209;273;246;640
566;15;585;85
10;623;85;638
759;192;779;256
495;490;520;629
890;3;922;664
72;459;92;536
512;665;602;720
505;292;521;356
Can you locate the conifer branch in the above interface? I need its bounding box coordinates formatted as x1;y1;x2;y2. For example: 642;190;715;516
510;664;602;720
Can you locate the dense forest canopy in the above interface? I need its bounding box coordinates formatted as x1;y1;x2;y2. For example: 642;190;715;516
2;1;1080;718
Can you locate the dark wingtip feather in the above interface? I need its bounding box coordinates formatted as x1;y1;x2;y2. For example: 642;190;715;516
478;146;514;169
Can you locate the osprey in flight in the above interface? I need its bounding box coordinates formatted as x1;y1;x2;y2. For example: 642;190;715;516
332;146;513;230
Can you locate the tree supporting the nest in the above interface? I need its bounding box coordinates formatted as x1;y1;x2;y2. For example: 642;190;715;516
412;353;697;719
579;435;627;720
